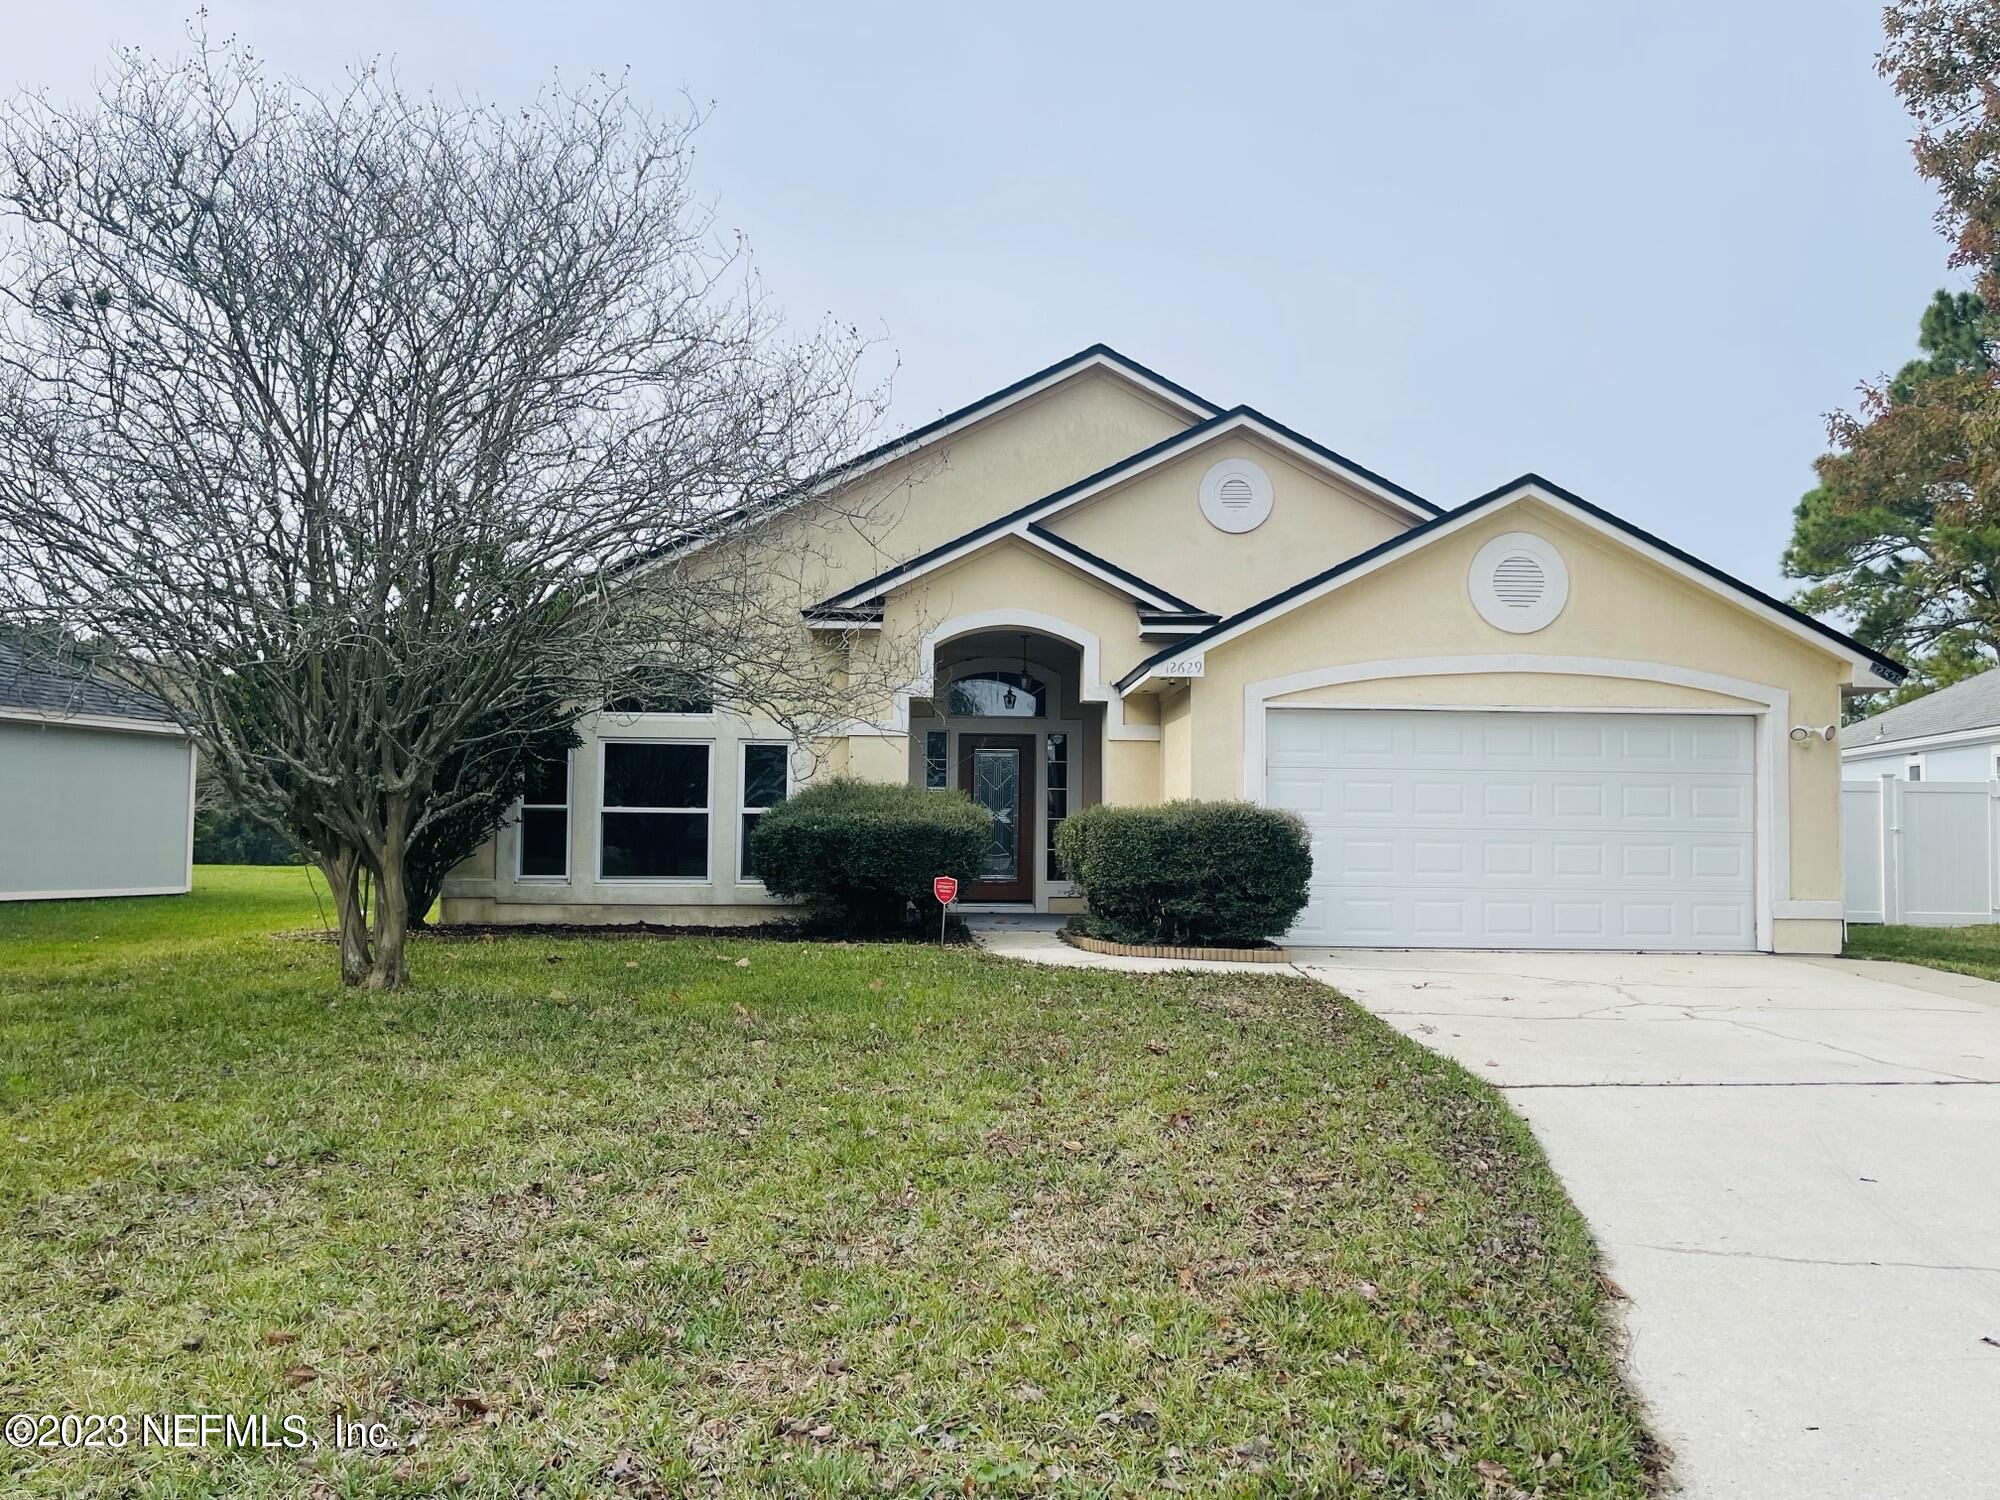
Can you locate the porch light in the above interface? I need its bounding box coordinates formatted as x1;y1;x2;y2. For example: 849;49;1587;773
1002;634;1025;710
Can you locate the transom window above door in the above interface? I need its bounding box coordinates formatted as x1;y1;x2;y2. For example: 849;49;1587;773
946;671;1046;718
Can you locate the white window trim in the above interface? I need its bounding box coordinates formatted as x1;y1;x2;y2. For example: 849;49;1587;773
1905;753;1926;782
515;751;573;882
737;741;792;885
596;738;714;884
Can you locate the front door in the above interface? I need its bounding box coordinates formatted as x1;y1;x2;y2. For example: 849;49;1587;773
959;733;1034;902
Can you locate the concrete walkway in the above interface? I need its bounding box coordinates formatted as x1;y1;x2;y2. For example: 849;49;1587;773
970;923;2000;1500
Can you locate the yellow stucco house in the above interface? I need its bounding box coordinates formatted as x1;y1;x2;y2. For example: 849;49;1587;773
441;346;1903;954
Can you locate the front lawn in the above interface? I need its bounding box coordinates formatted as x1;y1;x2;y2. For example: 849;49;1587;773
1843;920;2000;983
1;867;1654;1497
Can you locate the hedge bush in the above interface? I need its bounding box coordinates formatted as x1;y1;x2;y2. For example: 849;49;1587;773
1054;800;1312;947
750;778;991;932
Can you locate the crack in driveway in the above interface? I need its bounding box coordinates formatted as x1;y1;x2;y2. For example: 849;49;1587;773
1618;1241;2000;1276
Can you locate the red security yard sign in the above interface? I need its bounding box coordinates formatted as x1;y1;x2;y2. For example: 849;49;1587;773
932;875;958;945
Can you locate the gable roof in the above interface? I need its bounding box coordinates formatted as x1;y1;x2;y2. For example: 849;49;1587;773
623;345;1225;577
810;344;1223;493
810;406;1438;615
1842;669;2000;753
802;522;1208;625
0;639;180;726
1116;473;1908;692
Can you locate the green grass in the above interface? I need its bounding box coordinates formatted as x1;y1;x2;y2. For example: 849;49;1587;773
1844;921;2000;983
1;867;1654;1497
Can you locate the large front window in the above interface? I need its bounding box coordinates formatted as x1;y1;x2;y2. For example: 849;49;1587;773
600;741;710;879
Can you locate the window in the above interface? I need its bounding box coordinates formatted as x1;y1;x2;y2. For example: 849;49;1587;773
600;742;710;879
946;671;1045;718
1992;748;2000;780
517;751;570;880
603;689;713;716
1905;754;1926;783
1045;732;1069;881
924;730;949;790
739;743;789;881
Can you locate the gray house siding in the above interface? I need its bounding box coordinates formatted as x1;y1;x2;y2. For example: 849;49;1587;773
0;719;194;899
1844;737;2000;782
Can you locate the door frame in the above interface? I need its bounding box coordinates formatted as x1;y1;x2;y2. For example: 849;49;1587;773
958;733;1036;902
909;714;1084;911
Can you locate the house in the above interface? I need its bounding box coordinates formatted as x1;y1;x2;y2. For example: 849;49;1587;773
1842;670;2000;783
439;346;1903;954
0;640;196;901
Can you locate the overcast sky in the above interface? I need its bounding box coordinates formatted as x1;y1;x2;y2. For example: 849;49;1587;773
8;1;1950;600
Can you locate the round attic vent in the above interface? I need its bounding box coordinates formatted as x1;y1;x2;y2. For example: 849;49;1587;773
1469;532;1568;633
1199;459;1273;533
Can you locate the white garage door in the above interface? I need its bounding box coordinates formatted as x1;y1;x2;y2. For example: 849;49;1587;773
1267;709;1756;950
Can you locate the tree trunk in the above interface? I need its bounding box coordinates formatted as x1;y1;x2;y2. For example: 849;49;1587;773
321;849;373;987
365;804;413;990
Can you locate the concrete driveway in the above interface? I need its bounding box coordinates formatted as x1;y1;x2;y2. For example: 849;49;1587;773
1296;949;2000;1500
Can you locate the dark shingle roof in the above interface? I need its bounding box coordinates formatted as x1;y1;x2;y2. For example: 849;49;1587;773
0;640;177;724
1845;668;2000;751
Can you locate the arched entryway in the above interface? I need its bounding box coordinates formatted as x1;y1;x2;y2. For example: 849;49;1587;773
908;630;1101;908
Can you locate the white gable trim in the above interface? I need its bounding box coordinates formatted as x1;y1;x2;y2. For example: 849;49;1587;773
0;705;188;737
842;607;1160;742
819;411;1432;612
1121;482;1900;693
1240;654;1792;952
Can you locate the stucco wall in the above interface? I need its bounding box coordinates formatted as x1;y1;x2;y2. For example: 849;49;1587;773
700;367;1198;616
1170;498;1857;951
0;720;193;899
1041;432;1413;617
1159;685;1193;799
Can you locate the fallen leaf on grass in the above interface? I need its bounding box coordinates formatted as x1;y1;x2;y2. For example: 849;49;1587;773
263;1331;299;1346
283;1364;319;1387
735;957;751;969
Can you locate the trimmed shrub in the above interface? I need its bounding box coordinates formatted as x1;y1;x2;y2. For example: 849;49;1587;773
750;777;991;931
1055;800;1312;947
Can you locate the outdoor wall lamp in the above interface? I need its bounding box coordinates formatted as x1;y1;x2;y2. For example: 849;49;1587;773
1789;724;1837;743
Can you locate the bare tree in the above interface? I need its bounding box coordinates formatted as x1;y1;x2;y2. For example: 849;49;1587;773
0;39;891;988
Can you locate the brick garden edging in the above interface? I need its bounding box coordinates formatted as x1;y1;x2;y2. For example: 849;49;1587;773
1061;929;1290;964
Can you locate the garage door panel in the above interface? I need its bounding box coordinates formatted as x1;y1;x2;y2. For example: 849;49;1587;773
1270;708;1755;951
1309;828;1753;888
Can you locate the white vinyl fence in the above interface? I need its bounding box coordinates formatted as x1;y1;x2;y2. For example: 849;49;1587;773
1844;775;2000;926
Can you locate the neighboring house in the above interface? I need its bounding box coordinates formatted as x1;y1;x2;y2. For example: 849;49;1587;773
440;345;1904;954
0;641;196;901
1842;670;2000;783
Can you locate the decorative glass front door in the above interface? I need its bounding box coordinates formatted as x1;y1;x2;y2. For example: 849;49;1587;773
958;733;1034;902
